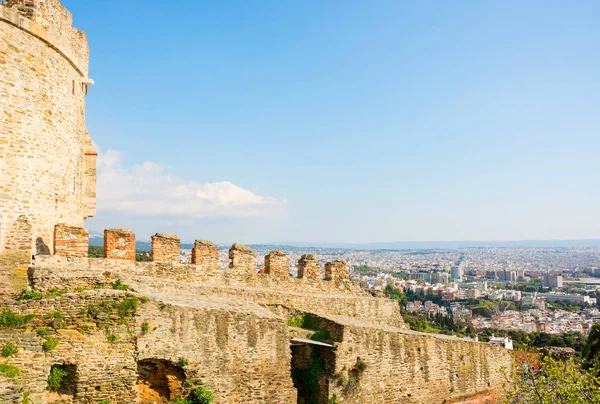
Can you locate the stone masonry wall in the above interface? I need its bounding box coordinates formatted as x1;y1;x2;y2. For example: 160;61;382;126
26;256;404;328
264;250;290;276
0;0;95;255
53;224;88;257
229;243;257;276
325;259;350;284
0;290;138;403
151;233;180;263
137;297;297;403
298;254;321;281
327;316;512;404
104;228;135;261
191;239;219;270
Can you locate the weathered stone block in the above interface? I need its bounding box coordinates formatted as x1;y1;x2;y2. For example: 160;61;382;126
264;250;290;276
53;224;88;257
229;243;256;275
151;233;180;263
298;254;321;281
324;259;349;284
104;228;135;261
191;239;219;270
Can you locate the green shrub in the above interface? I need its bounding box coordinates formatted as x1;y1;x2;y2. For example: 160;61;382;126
47;366;69;391
117;297;138;318
112;280;129;291
45;289;65;297
22;390;31;404
42;336;59;352
0;363;20;378
37;328;49;337
17;289;42;301
50;311;64;321
177;357;189;368
88;245;104;258
106;331;117;343
171;398;192;404
329;394;339;404
141;322;149;333
287;314;319;330
140;296;149;304
355;358;367;372
0;309;35;328
309;330;330;342
190;386;214;404
1;342;18;357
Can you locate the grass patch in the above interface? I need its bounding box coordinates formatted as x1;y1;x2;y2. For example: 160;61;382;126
42;336;59;352
141;322;149;333
1;342;18;357
111;280;129;291
0;309;34;328
0;363;20;378
17;289;42;301
309;330;331;342
288;314;320;330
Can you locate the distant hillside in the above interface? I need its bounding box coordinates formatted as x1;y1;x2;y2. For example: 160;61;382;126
88;234;600;252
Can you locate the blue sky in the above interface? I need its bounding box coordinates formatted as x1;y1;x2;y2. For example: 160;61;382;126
71;0;600;244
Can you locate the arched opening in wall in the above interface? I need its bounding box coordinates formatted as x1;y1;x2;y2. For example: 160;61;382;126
45;364;78;403
291;343;335;404
136;359;186;404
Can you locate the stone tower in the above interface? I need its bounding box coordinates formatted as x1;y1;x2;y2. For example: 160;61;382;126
0;0;96;256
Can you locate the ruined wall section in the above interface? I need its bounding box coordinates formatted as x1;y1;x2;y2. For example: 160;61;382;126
137;297;297;403
327;316;512;404
0;290;138;403
0;0;94;257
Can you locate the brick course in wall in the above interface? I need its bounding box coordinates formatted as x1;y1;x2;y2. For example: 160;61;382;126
325;259;350;284
229;243;256;276
53;224;88;257
298;254;321;281
151;233;180;263
104;228;135;261
191;239;219;270
264;250;290;276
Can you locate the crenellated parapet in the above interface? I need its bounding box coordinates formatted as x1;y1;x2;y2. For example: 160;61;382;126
229;243;257;276
191;240;219;270
151;233;180;263
264;250;290;276
298;254;321;281
104;228;136;261
53;224;88;257
44;227;355;293
325;259;350;285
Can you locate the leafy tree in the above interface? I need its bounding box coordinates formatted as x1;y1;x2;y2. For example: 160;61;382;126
583;323;600;371
502;352;600;403
88;246;104;258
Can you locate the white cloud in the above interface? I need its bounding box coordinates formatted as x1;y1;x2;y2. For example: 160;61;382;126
96;149;286;218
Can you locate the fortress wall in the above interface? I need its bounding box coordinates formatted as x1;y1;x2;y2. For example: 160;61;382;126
0;1;94;256
53;224;88;257
137;298;297;403
327;316;511;404
104;228;136;261
31;255;364;295
0;290;139;403
27;257;405;327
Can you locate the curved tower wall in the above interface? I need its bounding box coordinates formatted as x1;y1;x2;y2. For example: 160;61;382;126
0;0;96;255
